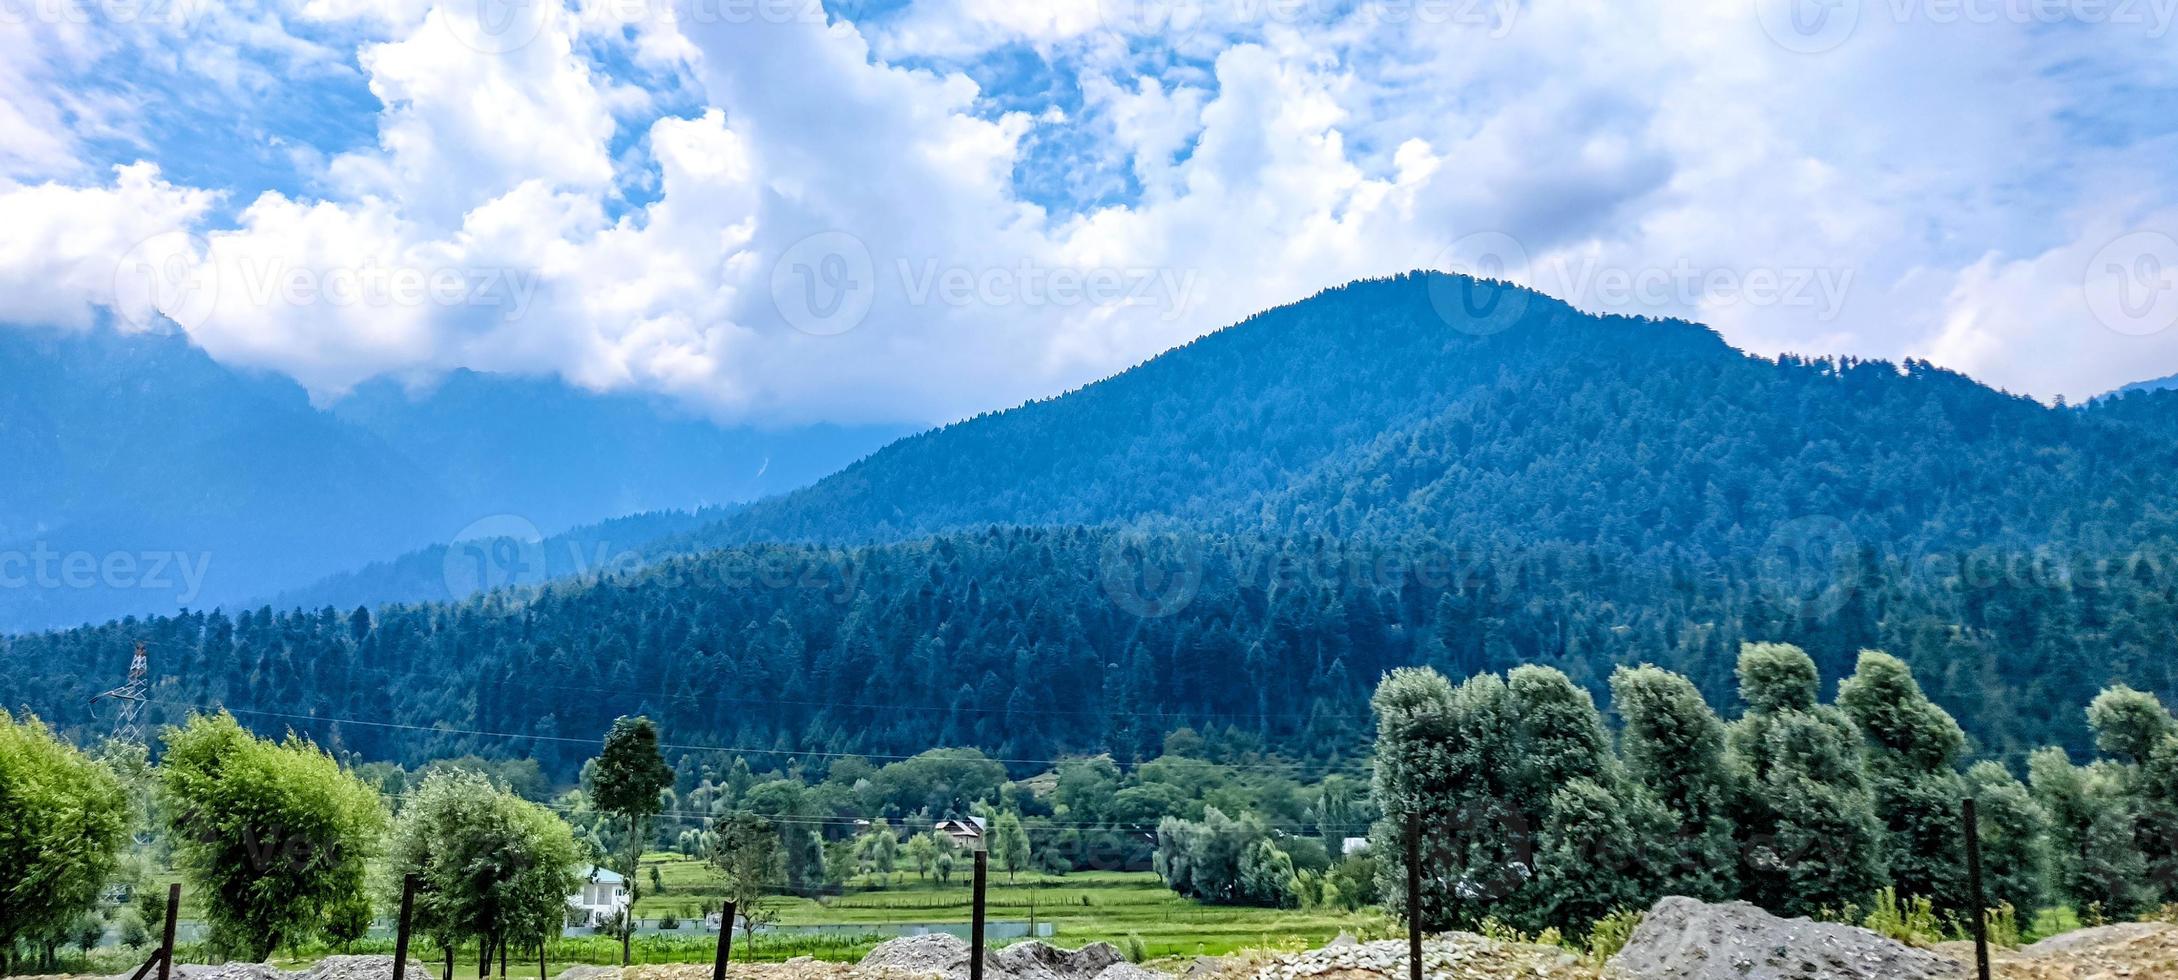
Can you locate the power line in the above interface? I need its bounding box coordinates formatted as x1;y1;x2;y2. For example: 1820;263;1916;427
143;698;1379;779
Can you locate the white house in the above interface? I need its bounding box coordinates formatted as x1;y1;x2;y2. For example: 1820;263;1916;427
568;866;628;926
1341;836;1370;857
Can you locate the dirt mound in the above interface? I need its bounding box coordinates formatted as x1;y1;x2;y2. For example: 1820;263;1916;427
1936;920;2178;978
1604;897;1965;980
1251;936;1592;980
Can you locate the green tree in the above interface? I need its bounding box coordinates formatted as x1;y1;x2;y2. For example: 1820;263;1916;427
587;716;672;965
2029;747;2148;914
904;830;938;881
1610;665;1738;899
1963;761;2049;914
993;812;1031;882
0;710;131;973
159;712;387;960
2084;687;2178;904
855;819;900;883
1727;644;1884;917
1837;651;1969;909
2087;686;2176;764
385;769;583;971
1529;777;1674;935
1368;667;1522;930
708;812;784;942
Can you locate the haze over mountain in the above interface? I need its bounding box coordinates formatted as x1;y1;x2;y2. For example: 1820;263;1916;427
0;325;901;631
12;273;2178;774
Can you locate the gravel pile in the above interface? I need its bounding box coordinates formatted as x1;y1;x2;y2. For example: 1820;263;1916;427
1250;936;1593;980
853;936;1150;980
292;956;437;980
1604;897;1966;980
855;934;992;979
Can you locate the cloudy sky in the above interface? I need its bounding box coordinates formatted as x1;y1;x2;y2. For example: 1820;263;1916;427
2;0;2175;425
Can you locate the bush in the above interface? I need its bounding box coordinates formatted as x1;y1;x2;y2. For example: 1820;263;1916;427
1120;934;1147;963
1862;887;1942;946
1583;909;1642;965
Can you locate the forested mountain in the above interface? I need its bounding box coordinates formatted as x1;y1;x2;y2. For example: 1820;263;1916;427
0;326;899;631
12;273;2178;781
686;273;2178;560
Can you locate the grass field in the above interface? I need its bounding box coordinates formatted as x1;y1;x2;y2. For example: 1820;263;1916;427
633;855;1391;960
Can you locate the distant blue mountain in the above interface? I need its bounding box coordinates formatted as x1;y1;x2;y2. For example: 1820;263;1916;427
0;326;902;631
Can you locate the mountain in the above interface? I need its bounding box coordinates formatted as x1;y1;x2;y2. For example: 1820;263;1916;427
2101;370;2178;401
687;273;2178;557
11;273;2178;774
0;326;901;631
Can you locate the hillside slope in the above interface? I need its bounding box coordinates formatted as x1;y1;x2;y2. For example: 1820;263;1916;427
13;273;2178;773
690;272;2178;558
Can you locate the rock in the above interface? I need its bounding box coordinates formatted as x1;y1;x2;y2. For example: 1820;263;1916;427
292;956;437;980
1181;957;1228;980
1249;935;1593;980
1089;965;1164;980
554;968;623;980
995;942;1124;980
1604;897;1966;980
859;934;988;980
1323;935;1357;950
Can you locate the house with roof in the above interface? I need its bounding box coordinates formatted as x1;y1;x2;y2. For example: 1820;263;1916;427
934;816;987;850
567;865;628;926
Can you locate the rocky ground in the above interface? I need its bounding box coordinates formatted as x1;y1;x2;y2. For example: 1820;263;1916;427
1938;920;2178;979
25;903;2178;980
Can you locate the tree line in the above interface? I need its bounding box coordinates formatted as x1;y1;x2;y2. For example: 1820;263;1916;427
1368;642;2178;939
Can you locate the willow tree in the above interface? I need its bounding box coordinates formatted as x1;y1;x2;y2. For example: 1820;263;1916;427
1611;664;1739;900
1;710;131;973
160;712;386;960
1837;651;1968;909
1727;643;1883;917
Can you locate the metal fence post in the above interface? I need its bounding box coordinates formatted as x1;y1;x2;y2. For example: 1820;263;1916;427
1405;814;1422;980
156;883;180;980
711;901;737;980
1963;798;1990;980
970;848;988;980
393;873;419;980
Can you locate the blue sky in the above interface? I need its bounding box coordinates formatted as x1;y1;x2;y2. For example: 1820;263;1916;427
2;0;2176;425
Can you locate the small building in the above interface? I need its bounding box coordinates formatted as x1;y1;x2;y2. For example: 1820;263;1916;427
568;866;628;925
935;816;987;850
1341;836;1370;857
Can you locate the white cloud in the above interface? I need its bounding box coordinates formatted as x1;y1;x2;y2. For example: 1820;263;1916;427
2;0;2175;421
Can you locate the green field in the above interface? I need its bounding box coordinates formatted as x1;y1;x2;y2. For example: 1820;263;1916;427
633;855;1390;960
